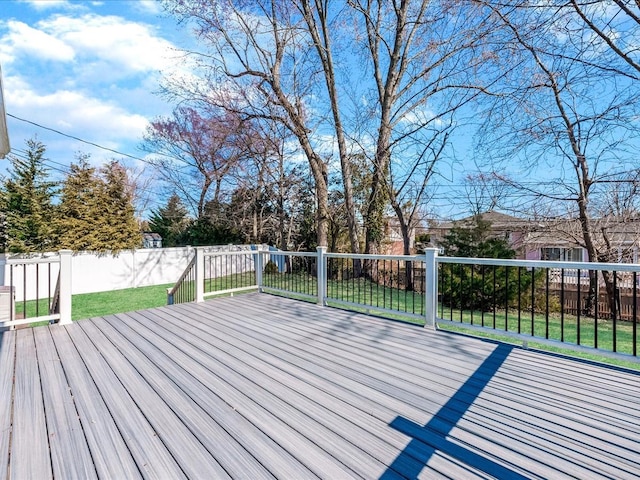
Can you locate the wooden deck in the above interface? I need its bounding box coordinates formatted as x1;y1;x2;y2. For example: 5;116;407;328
1;293;640;479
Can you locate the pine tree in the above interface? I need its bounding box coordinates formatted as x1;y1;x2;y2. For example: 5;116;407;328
56;156;103;251
57;158;141;253
98;161;142;252
439;215;532;311
1;139;58;253
148;194;190;247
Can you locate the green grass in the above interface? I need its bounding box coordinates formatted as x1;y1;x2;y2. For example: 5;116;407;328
438;305;639;355
72;283;174;320
204;272;257;293
15;283;174;327
14;298;53;320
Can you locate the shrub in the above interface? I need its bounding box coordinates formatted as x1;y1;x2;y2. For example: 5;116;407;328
264;260;279;274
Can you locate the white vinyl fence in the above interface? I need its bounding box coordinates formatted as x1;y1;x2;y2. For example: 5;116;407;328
0;245;261;300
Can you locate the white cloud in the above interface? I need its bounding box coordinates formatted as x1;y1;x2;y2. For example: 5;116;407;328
6;74;148;146
1;20;75;63
132;1;163;15
19;0;74;10
0;4;180;175
1;13;178;77
40;14;177;73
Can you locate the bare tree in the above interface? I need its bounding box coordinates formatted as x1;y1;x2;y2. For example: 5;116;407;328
348;0;492;254
142;106;249;218
389;124;452;249
162;0;332;246
475;1;640;318
299;0;361;253
563;1;640;79
463;173;510;217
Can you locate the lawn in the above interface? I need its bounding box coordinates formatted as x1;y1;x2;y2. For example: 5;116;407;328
71;283;174;320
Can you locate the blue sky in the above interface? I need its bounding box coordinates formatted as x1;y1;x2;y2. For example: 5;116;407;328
0;0;189;185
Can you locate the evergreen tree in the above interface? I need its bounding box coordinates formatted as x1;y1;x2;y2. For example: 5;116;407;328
183;216;242;246
57;158;141;252
99;161;142;251
439;215;533;312
1;139;57;253
440;216;515;259
56;157;103;251
0;195;6;253
148;194;190;247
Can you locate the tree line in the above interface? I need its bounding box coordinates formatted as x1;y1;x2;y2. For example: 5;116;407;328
0;139;140;253
4;0;640;272
143;1;640;259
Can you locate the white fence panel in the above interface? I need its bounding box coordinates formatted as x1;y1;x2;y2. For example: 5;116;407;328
1;245;262;300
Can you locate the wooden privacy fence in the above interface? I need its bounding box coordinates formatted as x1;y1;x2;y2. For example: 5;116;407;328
550;283;638;322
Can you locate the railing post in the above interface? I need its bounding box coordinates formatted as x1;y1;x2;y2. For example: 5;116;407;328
58;249;73;325
317;246;327;306
195;247;205;303
256;247;264;293
424;248;438;330
0;253;5;286
0;253;13;330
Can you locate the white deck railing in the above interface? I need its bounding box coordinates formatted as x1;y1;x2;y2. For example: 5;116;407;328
171;246;640;361
0;250;72;330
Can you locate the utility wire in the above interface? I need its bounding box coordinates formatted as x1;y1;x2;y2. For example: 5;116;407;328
7;112;197;172
7;112;156;166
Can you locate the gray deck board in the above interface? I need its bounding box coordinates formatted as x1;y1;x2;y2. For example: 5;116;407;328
232;299;640;463
106;311;326;480
11;329;52;480
196;296;640;478
128;308;410;480
117;309;360;479
76;320;233;480
65;322;187;479
91;315;277;480
178;300;609;479
155;302;492;479
0;333;15;480
47;326;142;479
1;292;640;479
32;327;97;480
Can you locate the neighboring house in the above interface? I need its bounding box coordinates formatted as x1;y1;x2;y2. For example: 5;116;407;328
142;232;163;249
427;211;640;263
428;211;536;259
524;217;640;263
380;216;419;255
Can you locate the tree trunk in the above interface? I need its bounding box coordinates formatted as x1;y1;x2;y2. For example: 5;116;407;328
300;0;360;254
365;122;392;255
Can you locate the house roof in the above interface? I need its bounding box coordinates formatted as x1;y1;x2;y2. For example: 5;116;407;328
525;217;640;247
435;211;532;230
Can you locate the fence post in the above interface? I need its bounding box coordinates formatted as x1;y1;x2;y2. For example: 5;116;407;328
256;247;264;293
58;249;73;325
424;248;438;330
317;246;327;306
195;247;205;303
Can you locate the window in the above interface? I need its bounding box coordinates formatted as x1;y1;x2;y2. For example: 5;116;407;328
541;247;583;262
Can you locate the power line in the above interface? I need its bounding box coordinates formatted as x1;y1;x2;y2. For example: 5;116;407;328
7;112;156;166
